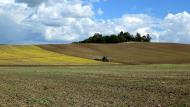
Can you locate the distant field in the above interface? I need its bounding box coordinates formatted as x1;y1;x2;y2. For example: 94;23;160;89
39;42;190;64
0;45;98;65
0;64;190;106
0;43;189;65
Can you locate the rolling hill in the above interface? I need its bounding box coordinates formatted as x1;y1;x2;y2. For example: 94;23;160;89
0;45;99;65
0;43;189;65
38;42;190;64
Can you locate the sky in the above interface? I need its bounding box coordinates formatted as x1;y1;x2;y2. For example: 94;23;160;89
0;0;190;44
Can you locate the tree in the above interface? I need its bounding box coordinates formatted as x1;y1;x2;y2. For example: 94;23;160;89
141;34;151;42
123;32;134;42
109;34;120;43
118;31;126;42
103;36;110;43
135;33;142;42
92;33;102;43
79;31;151;43
146;34;151;42
142;35;147;42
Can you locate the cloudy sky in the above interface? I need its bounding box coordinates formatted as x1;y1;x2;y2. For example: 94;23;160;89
0;0;190;44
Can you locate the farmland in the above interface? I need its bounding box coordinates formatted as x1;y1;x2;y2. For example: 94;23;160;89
0;45;98;65
0;43;189;106
0;64;190;107
39;42;190;64
0;43;190;65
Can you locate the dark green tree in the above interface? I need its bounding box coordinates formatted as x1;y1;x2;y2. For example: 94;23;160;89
123;32;134;42
79;31;151;43
118;31;126;42
109;34;120;43
135;33;142;42
146;34;152;42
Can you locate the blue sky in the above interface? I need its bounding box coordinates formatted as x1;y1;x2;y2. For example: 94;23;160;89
0;0;190;44
94;0;190;19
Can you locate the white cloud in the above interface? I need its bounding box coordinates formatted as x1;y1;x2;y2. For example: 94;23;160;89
0;0;14;4
97;8;103;15
159;11;190;43
45;27;80;41
0;0;189;44
15;0;47;7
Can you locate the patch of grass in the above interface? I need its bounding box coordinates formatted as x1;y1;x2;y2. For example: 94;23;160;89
27;97;52;106
0;64;190;106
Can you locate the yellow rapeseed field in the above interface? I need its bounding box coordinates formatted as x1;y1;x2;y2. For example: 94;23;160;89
0;45;99;65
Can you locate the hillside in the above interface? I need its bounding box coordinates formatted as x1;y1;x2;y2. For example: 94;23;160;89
38;42;190;64
0;45;99;65
0;43;189;65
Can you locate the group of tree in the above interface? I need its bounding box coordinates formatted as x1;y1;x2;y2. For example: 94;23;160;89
79;31;152;43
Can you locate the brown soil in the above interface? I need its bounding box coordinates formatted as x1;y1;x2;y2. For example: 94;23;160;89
38;42;190;64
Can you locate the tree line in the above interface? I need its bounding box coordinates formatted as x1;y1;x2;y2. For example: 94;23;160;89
79;31;151;43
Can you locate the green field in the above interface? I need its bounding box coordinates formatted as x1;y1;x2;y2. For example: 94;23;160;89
0;64;190;107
